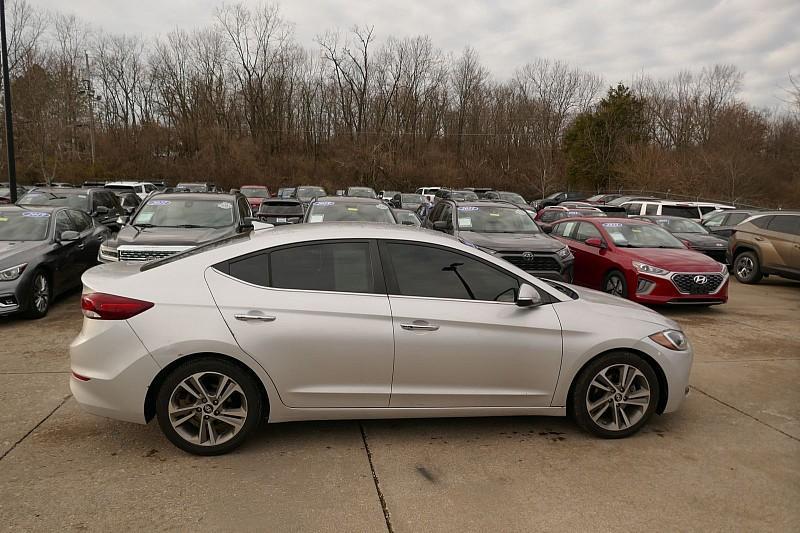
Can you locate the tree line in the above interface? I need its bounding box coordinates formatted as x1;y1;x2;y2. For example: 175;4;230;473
3;0;799;206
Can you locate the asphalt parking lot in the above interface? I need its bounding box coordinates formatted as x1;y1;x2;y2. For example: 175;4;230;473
0;279;798;531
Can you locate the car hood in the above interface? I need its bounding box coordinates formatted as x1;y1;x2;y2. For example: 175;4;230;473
460;231;564;252
616;247;724;272
672;232;727;249
110;226;233;247
561;282;680;330
0;240;49;268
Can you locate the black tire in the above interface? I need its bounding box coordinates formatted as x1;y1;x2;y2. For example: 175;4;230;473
156;357;264;456
23;269;51;319
571;352;660;439
602;270;628;298
733;251;762;284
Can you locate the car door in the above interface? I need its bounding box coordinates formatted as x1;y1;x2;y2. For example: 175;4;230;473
764;215;800;273
50;210;83;290
380;241;563;408
206;240;395;408
67;210;104;269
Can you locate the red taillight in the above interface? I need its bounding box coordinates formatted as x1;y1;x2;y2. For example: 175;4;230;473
71;371;91;381
81;293;154;320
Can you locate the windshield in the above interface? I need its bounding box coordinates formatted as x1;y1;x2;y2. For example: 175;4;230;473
296;186;326;201
652;218;707;234
393;210;420;226
240;187;268;198
457;206;540;234
176;183;208;192
307;200;396;223
498;192;526;204
601;222;684;249
400;194;424;204
450;191;479;201
132;198;235;228
347;187;377;198
0;211;51;241
18;191;89;211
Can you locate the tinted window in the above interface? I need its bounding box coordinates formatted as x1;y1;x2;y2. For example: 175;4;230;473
751;215;773;229
661;206;699;218
624;203;642;215
699;206;716;214
386;243;519;302
54;211;76;236
67;210;92;232
644;204;658;215
229;253;268;286
574;222;602;242
725;213;749;226
703;211;727;227
766;215;800;236
540;210;563;223
553;221;578;239
270;242;373;293
439;204;452;223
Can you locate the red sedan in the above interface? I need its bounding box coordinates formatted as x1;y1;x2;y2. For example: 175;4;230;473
239;185;271;213
550;217;728;305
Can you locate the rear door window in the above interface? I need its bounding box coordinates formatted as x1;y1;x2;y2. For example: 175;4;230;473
270;242;374;294
661;205;700;218
766;215;800;236
725;213;749;226
624;203;642;215
644;204;658;215
574;222;602;243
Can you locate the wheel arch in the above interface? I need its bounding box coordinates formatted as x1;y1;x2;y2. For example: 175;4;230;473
732;243;760;263
566;347;669;415
144;352;270;423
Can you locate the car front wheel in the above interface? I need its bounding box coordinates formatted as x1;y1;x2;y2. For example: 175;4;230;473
734;251;762;284
602;270;628;298
155;358;264;455
24;270;51;319
572;352;660;438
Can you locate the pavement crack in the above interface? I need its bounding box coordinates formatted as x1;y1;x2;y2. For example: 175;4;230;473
690;386;798;442
359;423;394;533
0;395;72;462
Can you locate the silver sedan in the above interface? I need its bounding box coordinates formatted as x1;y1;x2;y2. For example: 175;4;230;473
70;223;692;455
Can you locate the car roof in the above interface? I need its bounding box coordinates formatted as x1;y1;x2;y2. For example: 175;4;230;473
105;181;151;186
0;204;62;213
448;200;520;209
240;184;268;188
27;187;98;195
637;215;697;221
313;195;382;204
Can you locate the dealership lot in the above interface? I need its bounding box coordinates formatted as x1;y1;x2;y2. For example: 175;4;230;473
0;280;798;531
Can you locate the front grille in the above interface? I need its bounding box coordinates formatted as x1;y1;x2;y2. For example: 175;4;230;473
671;273;724;294
118;249;184;262
501;253;561;272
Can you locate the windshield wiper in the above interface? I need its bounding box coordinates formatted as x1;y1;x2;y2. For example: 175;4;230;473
171;224;212;228
133;223;157;228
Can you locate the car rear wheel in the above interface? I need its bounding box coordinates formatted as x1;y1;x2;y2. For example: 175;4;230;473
572;352;660;438
734;251;762;284
24;270;51;319
155;358;264;456
602;270;628;298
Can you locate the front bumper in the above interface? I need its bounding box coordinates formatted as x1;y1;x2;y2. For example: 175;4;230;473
634;336;693;414
628;270;729;305
69;318;160;424
0;270;34;316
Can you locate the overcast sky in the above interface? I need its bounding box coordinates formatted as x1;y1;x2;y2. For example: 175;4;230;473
31;0;800;109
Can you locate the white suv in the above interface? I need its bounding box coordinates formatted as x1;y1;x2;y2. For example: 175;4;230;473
621;200;720;220
415;187;441;203
105;181;158;200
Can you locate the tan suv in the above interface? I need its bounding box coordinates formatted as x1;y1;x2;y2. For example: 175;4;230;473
728;212;800;283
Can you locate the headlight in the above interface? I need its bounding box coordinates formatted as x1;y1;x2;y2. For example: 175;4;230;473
557;246;573;259
632;261;670;276
0;263;27;281
650;329;689;351
720;263;728;275
99;243;119;262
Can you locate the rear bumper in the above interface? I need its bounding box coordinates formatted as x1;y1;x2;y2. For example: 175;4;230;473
69;318;159;424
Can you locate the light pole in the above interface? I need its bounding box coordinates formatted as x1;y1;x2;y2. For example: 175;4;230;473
0;0;17;202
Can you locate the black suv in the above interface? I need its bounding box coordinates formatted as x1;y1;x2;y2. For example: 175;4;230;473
423;200;574;281
98;192;255;262
17;187;127;231
530;191;586;211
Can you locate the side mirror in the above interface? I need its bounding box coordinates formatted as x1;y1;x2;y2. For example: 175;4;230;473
59;230;80;242
585;237;606;249
116;215;129;226
401;220;416;226
239;217;256;231
432;220;452;232
516;283;543;308
540;224;553;234
95;206;110;215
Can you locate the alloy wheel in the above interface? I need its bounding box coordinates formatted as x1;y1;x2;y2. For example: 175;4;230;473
33;274;49;313
604;276;624;297
736;256;754;279
585;364;651;431
168;371;248;446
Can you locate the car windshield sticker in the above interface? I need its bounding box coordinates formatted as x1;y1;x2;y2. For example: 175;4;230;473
457;206;479;212
346;207;359;212
309;214;324;223
489;212;500;217
314;201;335;206
22;211;50;218
217;202;232;209
602;222;623;227
567;211;581;216
458;217;472;227
375;203;388;210
148;200;171;206
0;217;7;222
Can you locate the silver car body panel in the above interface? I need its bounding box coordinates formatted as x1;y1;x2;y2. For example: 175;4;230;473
70;223;692;426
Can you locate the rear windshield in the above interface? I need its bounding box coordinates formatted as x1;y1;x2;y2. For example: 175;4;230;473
400;194;425;204
306;200;396;223
498;192;526;204
0;211;51;241
240;187;269;198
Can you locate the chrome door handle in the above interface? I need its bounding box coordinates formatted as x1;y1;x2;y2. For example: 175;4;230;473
400;323;439;331
234;314;276;322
